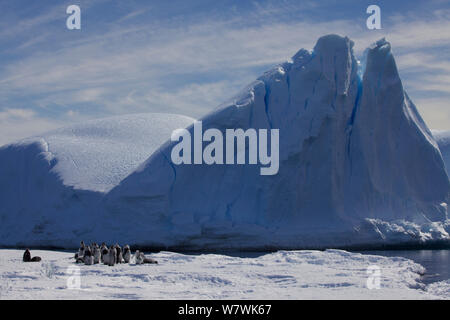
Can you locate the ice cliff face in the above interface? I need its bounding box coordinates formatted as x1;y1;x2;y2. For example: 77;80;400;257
434;130;450;178
0;114;194;247
0;35;448;249
106;35;449;249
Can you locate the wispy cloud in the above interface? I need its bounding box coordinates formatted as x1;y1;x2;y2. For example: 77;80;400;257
415;98;450;130
0;0;449;146
0;108;68;146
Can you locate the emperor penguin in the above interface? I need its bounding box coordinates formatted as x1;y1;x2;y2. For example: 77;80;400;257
143;256;158;264
83;246;94;265
78;241;86;259
100;243;108;263
93;244;101;264
134;250;144;265
75;250;84;263
115;244;123;264
102;247;110;265
23;249;31;262
123;245;131;263
134;251;158;264
23;249;42;262
107;246;116;266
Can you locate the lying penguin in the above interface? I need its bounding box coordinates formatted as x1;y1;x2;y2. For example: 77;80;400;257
23;249;41;262
134;250;158;265
102;247;110;265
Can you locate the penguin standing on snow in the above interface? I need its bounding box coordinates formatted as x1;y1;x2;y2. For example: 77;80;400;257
107;246;116;266
83;246;94;265
115;244;123;264
100;243;108;263
123;245;131;263
102;247;110;265
134;250;158;265
78;241;86;259
93;244;101;264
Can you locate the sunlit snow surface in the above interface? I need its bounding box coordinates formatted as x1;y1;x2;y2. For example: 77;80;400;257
0;249;448;299
11;113;194;193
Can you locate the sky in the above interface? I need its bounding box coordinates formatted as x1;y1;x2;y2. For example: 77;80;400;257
0;0;449;145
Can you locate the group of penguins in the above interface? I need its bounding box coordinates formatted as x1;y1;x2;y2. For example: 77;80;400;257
75;241;158;266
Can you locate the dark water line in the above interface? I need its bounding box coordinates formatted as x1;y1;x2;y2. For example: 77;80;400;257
356;249;450;285
2;239;449;252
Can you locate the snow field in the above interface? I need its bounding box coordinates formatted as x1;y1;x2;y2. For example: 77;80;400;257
0;249;447;300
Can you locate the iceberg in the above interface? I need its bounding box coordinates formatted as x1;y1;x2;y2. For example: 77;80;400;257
106;35;449;249
433;130;450;177
0;113;194;247
0;35;448;249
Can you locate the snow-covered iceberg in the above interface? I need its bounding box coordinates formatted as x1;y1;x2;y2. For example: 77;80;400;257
433;130;450;177
0;113;194;247
0;35;449;249
106;35;449;249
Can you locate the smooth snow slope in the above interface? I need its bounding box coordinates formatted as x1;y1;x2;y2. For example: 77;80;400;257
0;113;193;247
433;130;450;177
107;35;450;249
0;249;447;299
1;113;194;193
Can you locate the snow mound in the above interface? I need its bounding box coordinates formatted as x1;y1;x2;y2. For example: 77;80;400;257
0;113;194;247
106;35;449;249
433;130;450;177
427;279;450;298
0;113;194;193
0;249;444;299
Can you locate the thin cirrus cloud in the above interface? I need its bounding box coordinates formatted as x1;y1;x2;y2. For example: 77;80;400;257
0;1;449;146
0;109;66;146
